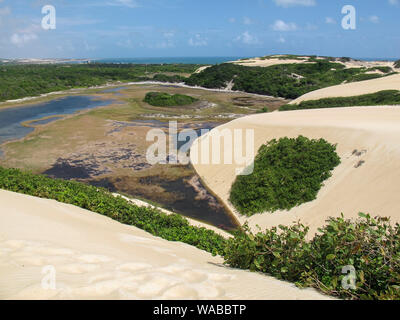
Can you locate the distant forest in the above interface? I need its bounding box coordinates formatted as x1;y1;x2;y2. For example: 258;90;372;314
0;63;200;102
0;60;396;102
185;61;396;99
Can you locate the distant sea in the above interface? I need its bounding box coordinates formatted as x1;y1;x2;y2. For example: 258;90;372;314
93;57;244;65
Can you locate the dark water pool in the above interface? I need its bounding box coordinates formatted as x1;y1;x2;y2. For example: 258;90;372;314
0;96;113;147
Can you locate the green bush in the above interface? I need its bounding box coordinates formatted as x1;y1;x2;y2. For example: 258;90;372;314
395;60;400;69
0;166;227;256
229;136;341;216
223;213;400;300
280;90;400;111
143;92;198;107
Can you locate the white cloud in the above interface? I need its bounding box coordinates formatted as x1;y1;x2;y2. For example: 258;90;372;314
107;0;140;8
163;32;175;39
278;35;286;43
274;0;316;8
389;0;399;5
10;33;38;47
325;17;336;24
235;31;261;45
0;6;10;16
228;17;236;23
272;20;298;31
369;15;380;24
243;16;254;25
188;34;208;47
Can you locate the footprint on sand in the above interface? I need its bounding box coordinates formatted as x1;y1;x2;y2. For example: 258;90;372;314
59;263;100;274
78;254;113;264
136;277;178;298
116;262;152;273
162;284;199;300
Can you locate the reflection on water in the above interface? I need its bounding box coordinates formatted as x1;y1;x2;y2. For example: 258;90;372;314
0;96;113;147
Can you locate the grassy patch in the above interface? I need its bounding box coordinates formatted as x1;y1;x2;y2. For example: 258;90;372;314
280;90;400;111
229;136;341;216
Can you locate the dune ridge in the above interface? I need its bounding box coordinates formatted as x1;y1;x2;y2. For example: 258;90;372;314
0;189;328;300
290;73;400;104
190;106;400;235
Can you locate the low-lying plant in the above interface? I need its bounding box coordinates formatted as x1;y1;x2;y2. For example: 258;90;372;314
223;213;400;300
229;136;341;216
144;91;198;107
0;166;227;256
280;90;400;111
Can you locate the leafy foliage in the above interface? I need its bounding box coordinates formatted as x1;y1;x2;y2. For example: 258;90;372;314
185;61;394;99
280;90;400;111
395;60;400;69
144;92;198;107
230;136;341;216
223;213;400;300
0;166;227;255
0;63;201;102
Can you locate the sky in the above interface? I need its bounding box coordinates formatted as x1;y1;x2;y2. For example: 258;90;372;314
0;0;399;59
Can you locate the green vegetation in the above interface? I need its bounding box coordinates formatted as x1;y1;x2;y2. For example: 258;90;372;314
1;166;399;299
395;60;400;68
185;61;395;99
144;92;198;107
224;213;400;300
0;63;202;102
0;166;227;256
229;136;341;216
280;90;400;111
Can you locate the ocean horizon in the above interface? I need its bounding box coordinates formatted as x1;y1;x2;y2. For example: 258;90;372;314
93;57;245;65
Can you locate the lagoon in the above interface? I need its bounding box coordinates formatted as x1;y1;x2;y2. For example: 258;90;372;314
0;96;113;147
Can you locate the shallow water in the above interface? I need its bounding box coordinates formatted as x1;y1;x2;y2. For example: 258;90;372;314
0;94;238;231
0;96;113;147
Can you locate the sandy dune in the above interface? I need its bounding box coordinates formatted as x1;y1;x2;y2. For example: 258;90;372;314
291;73;400;104
0;189;328;300
230;57;312;68
191;106;400;235
230;56;397;71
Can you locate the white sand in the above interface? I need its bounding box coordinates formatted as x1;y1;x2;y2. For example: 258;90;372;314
0;189;328;300
230;56;397;71
230;57;312;68
191;106;400;235
290;73;400;104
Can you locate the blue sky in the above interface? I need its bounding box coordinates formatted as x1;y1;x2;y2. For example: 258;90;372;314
0;0;399;59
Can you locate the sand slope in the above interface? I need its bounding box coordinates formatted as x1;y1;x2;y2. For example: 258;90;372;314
0;189;328;300
291;73;400;104
191;106;400;235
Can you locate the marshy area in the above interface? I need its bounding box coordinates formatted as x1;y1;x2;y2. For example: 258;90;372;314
0;84;288;231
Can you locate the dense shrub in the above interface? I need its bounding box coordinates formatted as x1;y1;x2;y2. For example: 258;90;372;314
280;90;400;111
223;213;400;300
395;60;400;69
144;91;198;107
0;166;227;255
229;136;341;216
185;61;393;99
0;64;201;102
